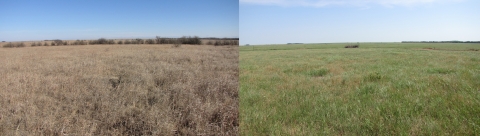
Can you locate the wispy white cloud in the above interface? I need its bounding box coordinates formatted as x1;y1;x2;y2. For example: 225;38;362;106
240;0;463;7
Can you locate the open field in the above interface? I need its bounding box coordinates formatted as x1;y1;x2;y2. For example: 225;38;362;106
0;44;238;135
240;43;480;135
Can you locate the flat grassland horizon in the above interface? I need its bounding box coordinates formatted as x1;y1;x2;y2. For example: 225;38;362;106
0;44;238;135
240;43;480;135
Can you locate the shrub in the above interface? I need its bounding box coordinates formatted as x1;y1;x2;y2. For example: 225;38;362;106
156;36;174;44
73;40;87;45
178;36;202;45
214;40;221;46
155;36;162;44
52;39;63;46
117;40;123;44
167;38;176;44
227;40;239;45
17;42;25;47
210;40;239;46
306;69;329;77
364;72;383;82
108;40;115;44
97;38;108;44
89;40;96;45
135;38;144;44
43;42;49;46
145;39;155;44
87;38;115;45
131;39;138;44
155;36;176;44
345;44;359;48
206;41;213;45
156;36;203;45
124;40;131;44
172;40;181;48
34;42;43;47
3;42;15;48
467;48;479;51
3;42;26;48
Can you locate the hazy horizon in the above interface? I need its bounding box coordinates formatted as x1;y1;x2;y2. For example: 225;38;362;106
241;41;480;46
1;36;240;42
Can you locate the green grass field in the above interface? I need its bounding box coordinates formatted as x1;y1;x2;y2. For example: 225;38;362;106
240;43;480;135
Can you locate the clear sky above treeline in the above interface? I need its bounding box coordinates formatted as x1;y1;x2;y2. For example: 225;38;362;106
240;0;480;45
2;0;479;44
0;0;239;41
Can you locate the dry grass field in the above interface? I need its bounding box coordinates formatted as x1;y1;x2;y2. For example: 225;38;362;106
0;44;238;135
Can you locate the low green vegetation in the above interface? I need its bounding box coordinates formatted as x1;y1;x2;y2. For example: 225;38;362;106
240;43;480;135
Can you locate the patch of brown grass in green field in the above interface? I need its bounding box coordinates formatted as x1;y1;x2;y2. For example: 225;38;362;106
0;44;238;135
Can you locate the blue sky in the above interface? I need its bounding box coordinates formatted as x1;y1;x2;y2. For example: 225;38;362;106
240;0;480;45
0;0;238;41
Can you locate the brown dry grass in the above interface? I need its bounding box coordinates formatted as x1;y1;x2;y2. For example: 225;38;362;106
0;44;238;135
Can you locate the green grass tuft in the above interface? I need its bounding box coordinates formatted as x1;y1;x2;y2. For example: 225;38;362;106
364;72;383;82
306;68;329;77
427;68;455;74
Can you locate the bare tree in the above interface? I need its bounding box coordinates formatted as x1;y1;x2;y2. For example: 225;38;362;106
53;39;63;46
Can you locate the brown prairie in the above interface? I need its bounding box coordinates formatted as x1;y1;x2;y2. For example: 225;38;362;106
0;44;238;135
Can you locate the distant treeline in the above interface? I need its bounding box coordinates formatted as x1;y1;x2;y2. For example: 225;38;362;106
287;43;303;44
201;37;239;40
3;36;239;48
402;41;480;43
39;37;239;41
